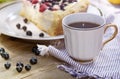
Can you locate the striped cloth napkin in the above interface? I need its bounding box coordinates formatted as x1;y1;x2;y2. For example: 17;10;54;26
37;34;120;79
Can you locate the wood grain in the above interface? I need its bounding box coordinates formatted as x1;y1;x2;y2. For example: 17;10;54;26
0;35;73;79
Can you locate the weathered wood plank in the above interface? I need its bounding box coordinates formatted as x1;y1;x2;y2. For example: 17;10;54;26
0;35;74;79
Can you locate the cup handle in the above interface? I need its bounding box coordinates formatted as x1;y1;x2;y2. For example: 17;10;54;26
103;24;118;47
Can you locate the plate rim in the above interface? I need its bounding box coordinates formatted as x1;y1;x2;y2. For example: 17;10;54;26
0;1;103;41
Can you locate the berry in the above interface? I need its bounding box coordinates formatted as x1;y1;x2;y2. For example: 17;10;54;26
23;18;28;23
52;2;56;6
39;33;44;37
16;62;24;68
4;62;11;69
0;48;5;54
22;26;27;31
1;52;10;60
68;0;73;3
60;5;65;11
63;3;67;6
32;0;38;4
39;4;48;12
1;53;5;58
16;23;21;29
4;53;9;60
30;57;37;65
62;0;67;3
48;7;53;10
25;64;31;71
34;50;40;55
32;46;40;55
32;46;38;53
16;66;23;73
26;31;32;36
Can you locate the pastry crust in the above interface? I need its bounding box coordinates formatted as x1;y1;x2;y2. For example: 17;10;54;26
20;0;89;36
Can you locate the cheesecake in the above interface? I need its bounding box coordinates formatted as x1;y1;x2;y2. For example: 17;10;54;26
20;0;89;36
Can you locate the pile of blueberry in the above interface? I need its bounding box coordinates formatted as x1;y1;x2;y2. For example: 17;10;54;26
15;57;37;73
16;18;44;37
0;47;39;73
29;0;77;12
16;61;33;72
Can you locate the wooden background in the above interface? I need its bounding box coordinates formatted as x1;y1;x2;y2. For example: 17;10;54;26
0;35;74;79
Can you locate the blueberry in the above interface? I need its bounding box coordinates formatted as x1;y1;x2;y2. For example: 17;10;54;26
4;62;11;69
4;53;9;60
26;31;32;36
16;66;23;73
16;62;24;68
0;48;5;54
68;0;73;3
52;2;56;6
32;46;40;55
1;52;10;60
32;46;38;53
22;26;27;31
48;7;53;10
62;0;67;3
35;50;41;55
30;57;37;65
1;53;5;58
23;18;28;23
25;64;31;71
54;0;60;2
39;33;44;37
16;23;21;29
63;4;67;6
60;5;65;11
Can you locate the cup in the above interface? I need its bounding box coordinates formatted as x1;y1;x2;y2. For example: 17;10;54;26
62;13;118;63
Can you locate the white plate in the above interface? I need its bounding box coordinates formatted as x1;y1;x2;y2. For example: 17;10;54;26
0;1;103;41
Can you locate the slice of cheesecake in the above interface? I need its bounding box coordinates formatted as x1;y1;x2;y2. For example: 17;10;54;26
20;0;89;36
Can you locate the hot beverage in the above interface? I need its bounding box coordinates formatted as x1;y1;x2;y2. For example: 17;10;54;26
68;22;100;28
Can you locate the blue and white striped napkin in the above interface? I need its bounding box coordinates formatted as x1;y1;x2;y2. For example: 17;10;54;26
37;35;120;79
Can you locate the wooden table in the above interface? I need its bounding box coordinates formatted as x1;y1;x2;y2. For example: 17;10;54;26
0;1;74;79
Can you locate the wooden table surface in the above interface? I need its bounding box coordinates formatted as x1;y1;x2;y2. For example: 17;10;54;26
0;35;74;79
0;1;74;79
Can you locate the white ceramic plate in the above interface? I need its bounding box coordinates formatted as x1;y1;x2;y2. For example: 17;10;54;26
0;1;103;41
